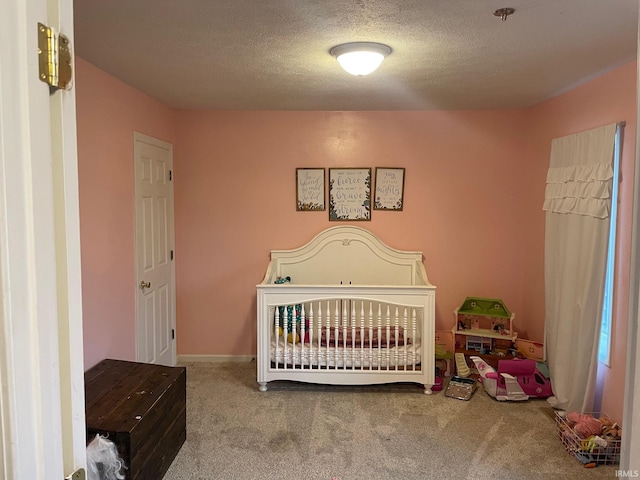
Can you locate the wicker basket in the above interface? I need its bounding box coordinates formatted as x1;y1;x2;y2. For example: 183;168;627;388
555;411;621;465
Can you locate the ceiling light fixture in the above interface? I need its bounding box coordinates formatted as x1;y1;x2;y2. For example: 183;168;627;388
494;7;515;21
330;42;392;76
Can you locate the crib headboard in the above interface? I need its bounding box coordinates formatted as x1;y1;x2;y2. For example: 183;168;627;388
259;226;431;287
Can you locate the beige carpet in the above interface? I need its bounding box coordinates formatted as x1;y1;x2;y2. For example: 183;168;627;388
163;361;619;480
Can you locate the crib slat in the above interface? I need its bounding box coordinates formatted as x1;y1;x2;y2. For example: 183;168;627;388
395;307;400;371
333;301;340;368
371;304;382;370
324;301;330;368
342;299;347;370
307;303;314;369
350;301;356;369
317;302;323;369
282;305;288;370
385;305;391;369
411;308;416;371
284;305;289;370
373;302;378;370
359;302;365;371
367;302;373;370
402;308;408;370
300;304;306;370
274;306;281;370
292;305;297;369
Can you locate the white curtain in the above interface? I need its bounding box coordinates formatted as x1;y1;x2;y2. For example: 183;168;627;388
544;123;616;413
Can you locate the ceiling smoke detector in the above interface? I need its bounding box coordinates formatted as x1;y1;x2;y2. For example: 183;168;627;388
494;8;515;21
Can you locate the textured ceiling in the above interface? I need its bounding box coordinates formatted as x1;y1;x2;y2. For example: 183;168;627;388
73;0;638;111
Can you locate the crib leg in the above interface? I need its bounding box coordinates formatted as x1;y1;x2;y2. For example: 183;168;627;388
423;385;433;395
258;382;268;392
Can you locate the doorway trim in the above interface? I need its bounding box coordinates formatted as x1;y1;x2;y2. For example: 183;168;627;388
0;0;86;476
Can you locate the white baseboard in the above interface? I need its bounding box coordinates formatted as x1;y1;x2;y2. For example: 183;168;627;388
177;354;255;364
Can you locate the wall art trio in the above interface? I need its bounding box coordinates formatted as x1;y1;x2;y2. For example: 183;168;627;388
296;167;405;221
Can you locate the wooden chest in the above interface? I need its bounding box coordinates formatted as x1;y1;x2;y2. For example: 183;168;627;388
85;359;186;480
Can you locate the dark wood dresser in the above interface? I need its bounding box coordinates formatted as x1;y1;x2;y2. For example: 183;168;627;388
85;359;186;480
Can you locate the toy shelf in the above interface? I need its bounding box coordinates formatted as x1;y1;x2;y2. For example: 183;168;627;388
454;328;517;341
453;297;517;374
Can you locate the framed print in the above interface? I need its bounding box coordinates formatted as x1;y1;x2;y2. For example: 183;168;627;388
374;167;405;210
328;168;371;221
296;168;325;211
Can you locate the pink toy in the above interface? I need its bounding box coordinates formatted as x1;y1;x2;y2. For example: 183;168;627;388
471;356;553;401
566;412;602;438
498;358;553;397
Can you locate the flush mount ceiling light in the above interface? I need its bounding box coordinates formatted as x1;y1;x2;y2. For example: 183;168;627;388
330;42;392;76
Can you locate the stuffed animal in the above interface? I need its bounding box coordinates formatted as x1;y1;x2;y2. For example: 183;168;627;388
566;412;602;439
86;434;126;480
274;277;303;342
599;416;622;439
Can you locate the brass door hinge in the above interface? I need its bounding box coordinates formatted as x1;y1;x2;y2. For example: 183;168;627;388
38;22;72;90
65;468;86;480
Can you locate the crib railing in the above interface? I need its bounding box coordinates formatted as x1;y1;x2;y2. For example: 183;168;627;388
270;299;423;372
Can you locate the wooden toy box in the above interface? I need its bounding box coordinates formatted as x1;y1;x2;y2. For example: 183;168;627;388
85;359;186;480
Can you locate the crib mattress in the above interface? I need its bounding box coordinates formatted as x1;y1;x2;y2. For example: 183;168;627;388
270;339;422;368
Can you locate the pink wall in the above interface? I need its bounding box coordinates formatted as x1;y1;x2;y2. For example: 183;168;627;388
75;57;636;423
75;58;176;369
173;110;530;355
524;61;637;422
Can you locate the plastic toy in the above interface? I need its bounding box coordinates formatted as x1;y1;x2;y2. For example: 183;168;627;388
581;435;607;452
470;356;553;401
434;342;453;377
433;367;443;391
444;375;477;400
454;352;471;377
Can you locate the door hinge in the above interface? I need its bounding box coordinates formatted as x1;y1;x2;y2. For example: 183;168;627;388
170;250;174;260
37;23;73;90
172;329;175;340
65;468;86;480
169;170;172;181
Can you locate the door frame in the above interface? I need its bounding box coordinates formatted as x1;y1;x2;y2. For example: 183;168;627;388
0;0;86;477
133;132;177;366
621;41;640;470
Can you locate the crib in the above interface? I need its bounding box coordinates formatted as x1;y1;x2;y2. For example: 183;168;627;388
256;226;436;394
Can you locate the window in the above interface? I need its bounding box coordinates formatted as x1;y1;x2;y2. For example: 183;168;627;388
599;123;623;366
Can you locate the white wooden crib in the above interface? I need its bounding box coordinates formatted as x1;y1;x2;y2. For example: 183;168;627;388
256;226;436;394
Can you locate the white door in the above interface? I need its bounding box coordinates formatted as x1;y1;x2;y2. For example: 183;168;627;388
134;133;177;366
0;0;86;478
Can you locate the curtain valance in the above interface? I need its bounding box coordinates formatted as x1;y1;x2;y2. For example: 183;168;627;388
543;163;613;218
542;123;616;219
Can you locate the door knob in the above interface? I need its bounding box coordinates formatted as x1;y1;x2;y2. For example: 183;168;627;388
140;281;151;289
